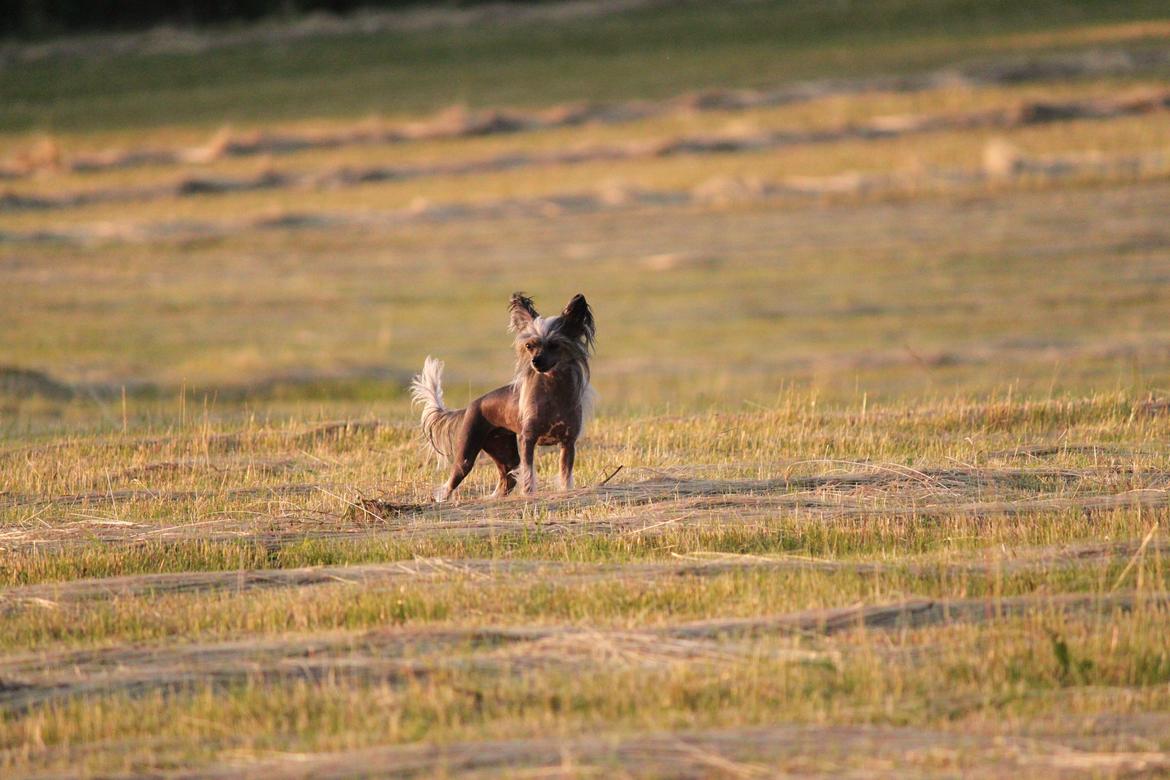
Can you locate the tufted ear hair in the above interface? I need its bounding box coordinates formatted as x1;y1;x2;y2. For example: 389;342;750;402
508;292;540;333
557;293;595;350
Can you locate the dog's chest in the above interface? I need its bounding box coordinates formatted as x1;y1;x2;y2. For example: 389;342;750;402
535;419;574;446
518;369;586;443
522;389;580;443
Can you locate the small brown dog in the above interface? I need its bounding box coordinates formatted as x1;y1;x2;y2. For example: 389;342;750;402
411;292;595;501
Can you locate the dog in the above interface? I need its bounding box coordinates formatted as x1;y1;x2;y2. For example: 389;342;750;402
411;292;595;501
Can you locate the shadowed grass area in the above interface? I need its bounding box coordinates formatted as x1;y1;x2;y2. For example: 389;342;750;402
4;0;1170;133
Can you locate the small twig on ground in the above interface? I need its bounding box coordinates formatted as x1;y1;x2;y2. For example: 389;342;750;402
598;464;624;486
623;512;696;536
1112;522;1159;592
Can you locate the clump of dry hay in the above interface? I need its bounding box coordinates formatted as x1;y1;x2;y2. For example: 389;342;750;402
2;136;63;176
178;125;234;164
983;138;1025;178
690;175;770;206
595;178;642;206
640;252;721;272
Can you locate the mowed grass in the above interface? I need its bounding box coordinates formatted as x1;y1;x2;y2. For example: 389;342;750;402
9;610;1170;776
5;178;1170;403
3;392;1170;774
3;1;1170;776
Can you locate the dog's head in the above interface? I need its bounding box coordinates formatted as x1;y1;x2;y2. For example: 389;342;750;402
509;292;595;375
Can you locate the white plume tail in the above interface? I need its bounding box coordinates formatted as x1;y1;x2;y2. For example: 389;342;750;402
410;356;462;461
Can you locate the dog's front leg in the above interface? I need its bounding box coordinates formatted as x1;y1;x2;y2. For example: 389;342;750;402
558;440;575;491
519;433;538;495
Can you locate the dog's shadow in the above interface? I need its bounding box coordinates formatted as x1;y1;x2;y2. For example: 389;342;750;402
348;462;1083;523
349;471;785;522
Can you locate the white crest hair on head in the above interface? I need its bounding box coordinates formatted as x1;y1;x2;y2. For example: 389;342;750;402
507;292;596;431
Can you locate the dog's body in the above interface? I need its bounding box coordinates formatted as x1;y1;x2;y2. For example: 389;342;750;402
411;293;595;501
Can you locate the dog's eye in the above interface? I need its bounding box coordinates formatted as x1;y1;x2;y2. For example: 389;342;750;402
526;342;538;351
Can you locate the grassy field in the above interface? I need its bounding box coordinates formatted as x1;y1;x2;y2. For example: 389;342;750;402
5;0;1170;134
3;1;1170;776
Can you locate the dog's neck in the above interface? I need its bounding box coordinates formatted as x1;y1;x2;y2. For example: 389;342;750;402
514;358;588;398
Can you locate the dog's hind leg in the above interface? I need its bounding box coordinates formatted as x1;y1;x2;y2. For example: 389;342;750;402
558;441;576;491
483;431;520;498
434;408;487;502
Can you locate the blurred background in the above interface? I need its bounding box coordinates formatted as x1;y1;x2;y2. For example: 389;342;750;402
3;0;1170;431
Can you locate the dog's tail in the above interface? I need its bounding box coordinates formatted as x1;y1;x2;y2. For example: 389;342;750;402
410;356;464;462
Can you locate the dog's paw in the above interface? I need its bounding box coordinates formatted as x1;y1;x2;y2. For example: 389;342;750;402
433;486;451;503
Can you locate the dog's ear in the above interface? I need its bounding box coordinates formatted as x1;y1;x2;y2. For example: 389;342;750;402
508;292;539;333
558;293;595;348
